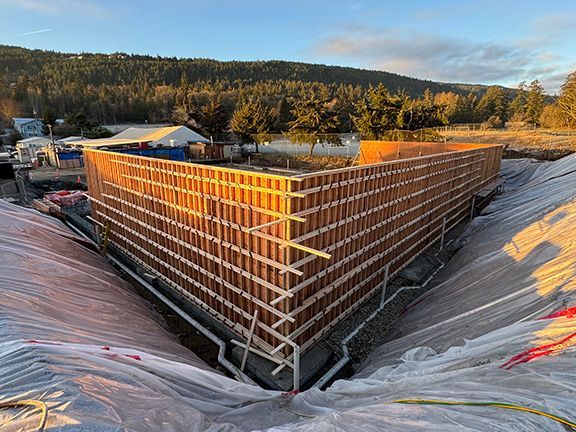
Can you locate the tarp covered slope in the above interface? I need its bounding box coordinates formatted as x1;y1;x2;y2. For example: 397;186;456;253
285;155;576;431
0;201;277;431
3;153;576;431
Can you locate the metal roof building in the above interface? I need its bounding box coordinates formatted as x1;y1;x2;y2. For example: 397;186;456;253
66;126;208;149
113;126;208;145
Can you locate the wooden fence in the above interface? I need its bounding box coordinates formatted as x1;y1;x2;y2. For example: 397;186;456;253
84;141;502;387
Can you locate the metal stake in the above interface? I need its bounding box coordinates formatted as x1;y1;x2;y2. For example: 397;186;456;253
293;345;300;392
439;217;446;251
380;264;390;307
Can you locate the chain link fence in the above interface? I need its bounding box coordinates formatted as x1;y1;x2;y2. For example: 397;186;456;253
245;130;445;157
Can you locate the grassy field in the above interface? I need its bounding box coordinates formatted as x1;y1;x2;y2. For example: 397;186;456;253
441;129;576;159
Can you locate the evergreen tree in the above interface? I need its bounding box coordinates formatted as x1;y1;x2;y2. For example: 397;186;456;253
401;97;447;130
12;75;30;103
171;104;191;126
200;97;228;138
289;97;338;155
525;80;545;125
352;84;406;139
175;73;190;108
54;108;112;138
422;88;435;108
273;97;293;132
539;103;567;129
476;86;509;123
334;101;354;132
230;98;274;144
434;92;459;122
509;82;527;122
42;107;57;135
65;108;92;131
451;93;478;123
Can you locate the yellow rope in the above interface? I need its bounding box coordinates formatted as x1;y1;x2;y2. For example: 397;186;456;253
392;398;576;430
0;399;48;432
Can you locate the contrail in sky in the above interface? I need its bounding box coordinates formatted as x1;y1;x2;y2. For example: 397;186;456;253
15;28;53;37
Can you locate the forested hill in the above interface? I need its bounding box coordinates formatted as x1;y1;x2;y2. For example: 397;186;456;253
3;45;525;133
0;45;483;96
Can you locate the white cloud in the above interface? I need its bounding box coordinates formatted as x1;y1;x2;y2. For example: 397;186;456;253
311;25;572;92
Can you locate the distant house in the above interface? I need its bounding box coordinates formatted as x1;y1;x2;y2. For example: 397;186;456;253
16;136;51;149
15;136;51;163
12;118;44;138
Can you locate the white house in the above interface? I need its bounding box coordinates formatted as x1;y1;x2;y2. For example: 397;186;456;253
15;136;52;163
13;118;45;138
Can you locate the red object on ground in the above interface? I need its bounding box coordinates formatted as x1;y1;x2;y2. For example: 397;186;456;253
501;331;576;369
125;354;142;361
540;307;576;320
45;190;86;207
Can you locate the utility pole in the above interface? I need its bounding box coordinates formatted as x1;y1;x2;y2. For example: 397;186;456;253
47;124;56;167
48;124;54;147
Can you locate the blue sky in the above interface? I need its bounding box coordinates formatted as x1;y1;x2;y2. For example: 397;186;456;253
1;0;574;93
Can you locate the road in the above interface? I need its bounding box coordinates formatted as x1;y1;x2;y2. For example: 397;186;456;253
28;166;87;183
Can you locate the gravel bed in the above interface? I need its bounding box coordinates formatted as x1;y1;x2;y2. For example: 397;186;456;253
322;220;469;370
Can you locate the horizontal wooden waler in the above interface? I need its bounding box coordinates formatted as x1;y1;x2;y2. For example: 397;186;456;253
84;141;502;376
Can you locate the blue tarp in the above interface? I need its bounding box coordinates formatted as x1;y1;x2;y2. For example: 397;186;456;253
114;147;187;161
58;151;83;160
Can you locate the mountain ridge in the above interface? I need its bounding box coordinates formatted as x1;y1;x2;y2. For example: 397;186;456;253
0;44;502;96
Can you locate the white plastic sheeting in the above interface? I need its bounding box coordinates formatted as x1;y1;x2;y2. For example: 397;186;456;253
0;200;277;431
2;154;576;431
285;155;576;431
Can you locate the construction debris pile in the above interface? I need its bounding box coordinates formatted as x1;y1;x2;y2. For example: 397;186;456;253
1;153;576;430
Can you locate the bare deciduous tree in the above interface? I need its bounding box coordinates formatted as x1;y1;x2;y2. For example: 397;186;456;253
0;98;23;126
558;72;576;126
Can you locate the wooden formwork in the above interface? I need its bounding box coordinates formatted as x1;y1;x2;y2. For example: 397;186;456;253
287;142;502;353
84;141;502;384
